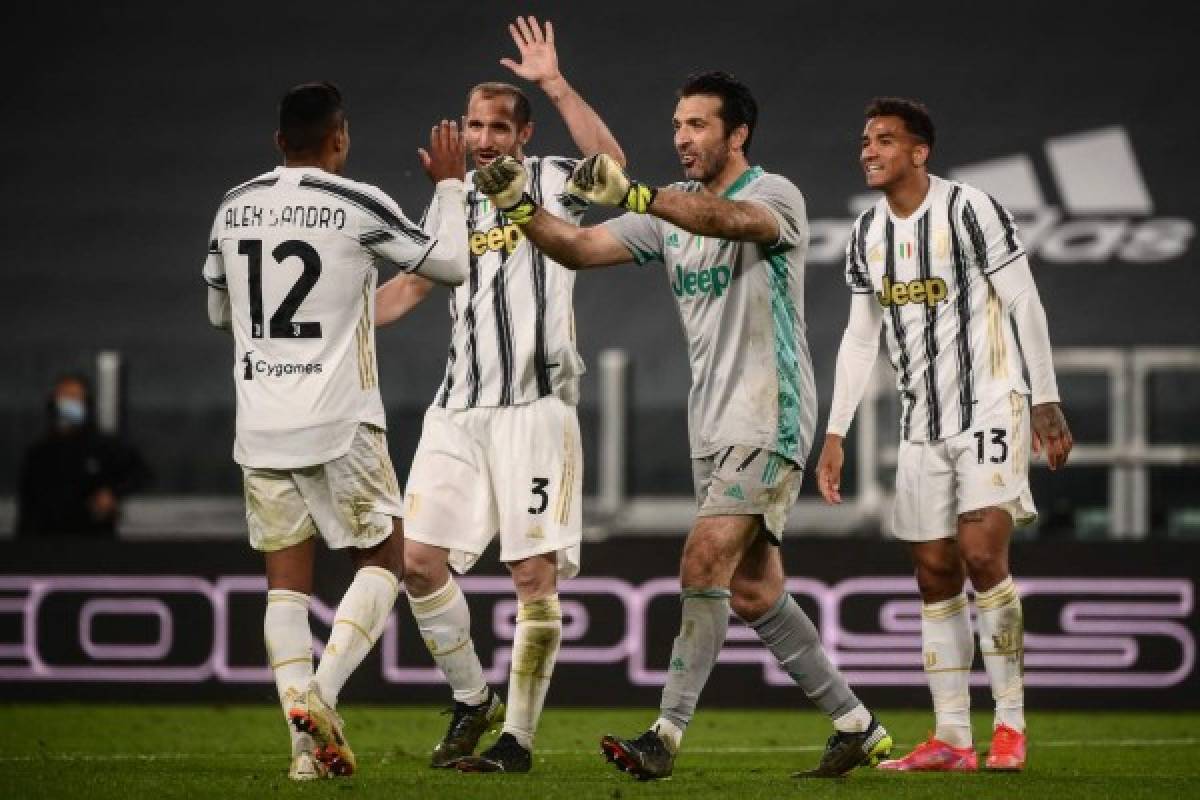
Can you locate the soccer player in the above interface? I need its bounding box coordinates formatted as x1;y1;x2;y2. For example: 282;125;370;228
203;82;469;780
373;17;625;773
814;97;1074;772
472;71;891;782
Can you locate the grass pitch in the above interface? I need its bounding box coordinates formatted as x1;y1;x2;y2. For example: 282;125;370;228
3;705;1197;799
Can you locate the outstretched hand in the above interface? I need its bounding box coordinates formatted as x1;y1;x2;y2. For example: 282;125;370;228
1032;402;1073;470
418;119;465;185
500;16;562;88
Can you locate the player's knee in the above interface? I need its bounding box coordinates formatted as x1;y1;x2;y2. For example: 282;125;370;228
508;553;557;602
961;547;1008;586
914;560;964;602
730;585;774;621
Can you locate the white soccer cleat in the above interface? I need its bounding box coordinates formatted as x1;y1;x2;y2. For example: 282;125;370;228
288;684;357;777
288;750;328;781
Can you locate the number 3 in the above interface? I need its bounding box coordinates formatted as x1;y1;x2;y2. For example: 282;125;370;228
528;478;550;514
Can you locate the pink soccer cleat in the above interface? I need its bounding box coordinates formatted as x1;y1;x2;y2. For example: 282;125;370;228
877;735;978;771
985;724;1027;771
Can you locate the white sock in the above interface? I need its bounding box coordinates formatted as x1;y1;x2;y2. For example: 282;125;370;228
652;717;683;753
975;576;1025;733
409;578;489;706
264;589;315;756
832;703;873;734
314;566;400;708
921;592;974;748
501;595;562;751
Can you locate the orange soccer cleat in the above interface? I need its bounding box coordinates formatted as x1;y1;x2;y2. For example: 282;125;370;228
985;724;1027;771
877;735;978;771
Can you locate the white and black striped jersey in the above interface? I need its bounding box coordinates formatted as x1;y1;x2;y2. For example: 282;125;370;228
844;175;1029;443
203;166;436;468
428;155;587;409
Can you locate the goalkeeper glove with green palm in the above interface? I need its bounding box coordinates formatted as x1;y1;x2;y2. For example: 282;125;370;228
567;154;657;213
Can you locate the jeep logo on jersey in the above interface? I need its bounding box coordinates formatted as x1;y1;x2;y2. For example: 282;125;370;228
671;264;732;299
469;223;523;256
807;126;1194;265
876;275;949;307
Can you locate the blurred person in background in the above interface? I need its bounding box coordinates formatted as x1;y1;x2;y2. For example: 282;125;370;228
16;373;150;537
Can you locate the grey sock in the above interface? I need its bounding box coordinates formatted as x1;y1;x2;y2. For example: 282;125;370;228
659;588;732;731
748;592;860;719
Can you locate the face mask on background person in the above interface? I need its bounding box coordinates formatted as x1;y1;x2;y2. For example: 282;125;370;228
56;396;87;427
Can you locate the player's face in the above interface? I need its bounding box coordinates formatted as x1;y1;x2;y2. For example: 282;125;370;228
861;115;927;190
673;94;737;183
465;92;532;169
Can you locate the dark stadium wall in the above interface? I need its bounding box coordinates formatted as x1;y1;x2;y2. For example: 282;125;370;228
2;0;1195;496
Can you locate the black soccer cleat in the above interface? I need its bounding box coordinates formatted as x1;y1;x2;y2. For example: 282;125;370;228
454;732;532;773
430;688;505;768
601;728;675;781
792;716;893;778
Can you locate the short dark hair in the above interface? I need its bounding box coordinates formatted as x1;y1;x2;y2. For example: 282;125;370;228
865;97;936;150
466;82;532;128
678;71;758;154
278;82;345;155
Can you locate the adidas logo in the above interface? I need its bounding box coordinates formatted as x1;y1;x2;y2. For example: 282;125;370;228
809;126;1194;265
723;484;746;501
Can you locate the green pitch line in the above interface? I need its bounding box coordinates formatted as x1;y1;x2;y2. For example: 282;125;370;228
3;705;1198;800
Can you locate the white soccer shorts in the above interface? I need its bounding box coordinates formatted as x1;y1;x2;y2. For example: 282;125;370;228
403;395;583;578
892;392;1038;542
242;423;404;552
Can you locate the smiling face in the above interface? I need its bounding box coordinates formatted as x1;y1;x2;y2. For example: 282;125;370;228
464;90;532;170
673;93;744;184
860;114;929;191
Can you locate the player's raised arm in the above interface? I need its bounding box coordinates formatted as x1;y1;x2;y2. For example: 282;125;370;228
566;154;784;245
473;155;632;270
501;16;625;165
366;120;468;287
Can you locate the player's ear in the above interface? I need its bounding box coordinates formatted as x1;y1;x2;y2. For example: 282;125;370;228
518;120;534;148
912;143;930;168
729;123;749;153
274;130;287;156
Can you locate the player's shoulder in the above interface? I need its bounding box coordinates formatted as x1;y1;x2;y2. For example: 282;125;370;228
850;197;886;234
293;169;408;225
535;154;580;177
938;175;993;211
219;168;281;207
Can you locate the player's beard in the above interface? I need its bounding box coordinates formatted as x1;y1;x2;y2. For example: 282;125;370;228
687;142;732;185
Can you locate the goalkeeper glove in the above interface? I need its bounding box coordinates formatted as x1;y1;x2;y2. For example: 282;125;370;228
473;156;537;224
567;154;656;213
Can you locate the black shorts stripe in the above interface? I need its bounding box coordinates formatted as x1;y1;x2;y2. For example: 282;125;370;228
716;446;735;471
948;186;976;431
222;176;278;205
917;211;941;441
299;176;430;244
735;447;763;472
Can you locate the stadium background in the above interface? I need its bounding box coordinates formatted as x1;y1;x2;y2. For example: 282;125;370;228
2;0;1196;709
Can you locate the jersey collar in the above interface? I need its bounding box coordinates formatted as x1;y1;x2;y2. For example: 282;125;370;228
721;166;763;199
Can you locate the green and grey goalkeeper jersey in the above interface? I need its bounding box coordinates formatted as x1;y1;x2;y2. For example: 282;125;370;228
604;167;816;464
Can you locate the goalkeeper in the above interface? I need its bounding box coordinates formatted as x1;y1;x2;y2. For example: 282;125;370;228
474;71;891;783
